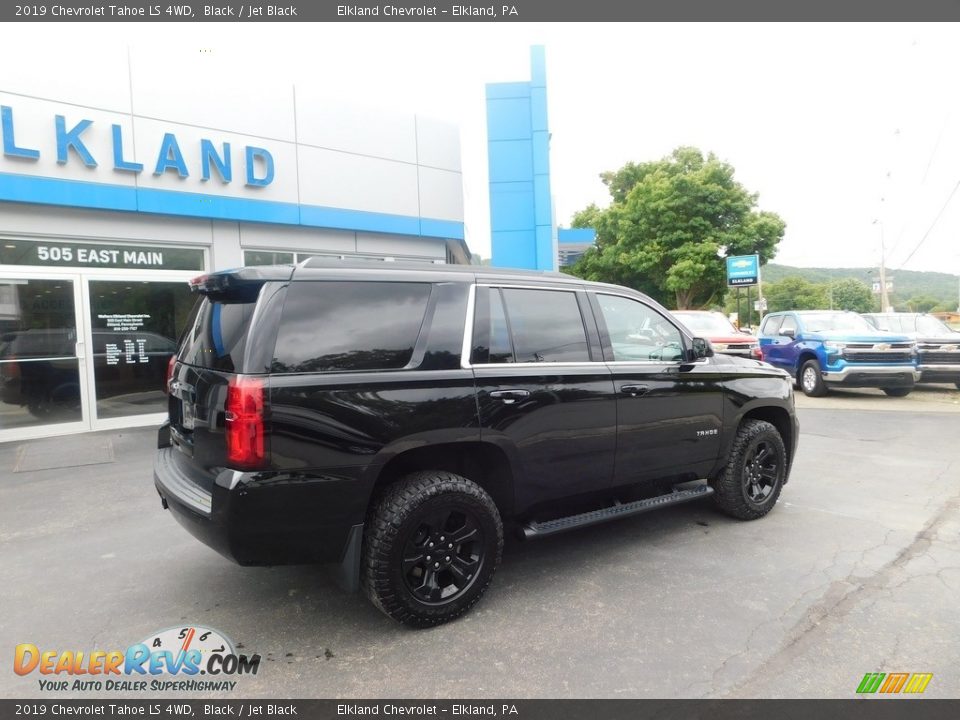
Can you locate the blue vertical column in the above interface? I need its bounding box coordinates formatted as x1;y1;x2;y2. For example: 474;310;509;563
486;45;555;270
529;47;555;272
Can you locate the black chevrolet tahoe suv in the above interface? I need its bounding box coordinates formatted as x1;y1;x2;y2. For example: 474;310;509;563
155;260;799;627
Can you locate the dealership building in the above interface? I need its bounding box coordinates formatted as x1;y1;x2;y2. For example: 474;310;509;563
0;40;493;442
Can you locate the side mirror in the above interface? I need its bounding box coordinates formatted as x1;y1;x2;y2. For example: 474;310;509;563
690;337;714;360
781;327;795;339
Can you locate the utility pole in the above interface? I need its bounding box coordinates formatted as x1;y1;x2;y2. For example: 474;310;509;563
874;220;891;312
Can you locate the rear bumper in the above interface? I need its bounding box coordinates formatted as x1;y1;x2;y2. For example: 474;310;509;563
154;448;230;560
822;365;920;388
153;445;370;569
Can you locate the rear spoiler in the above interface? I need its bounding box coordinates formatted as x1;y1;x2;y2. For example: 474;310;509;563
188;266;294;301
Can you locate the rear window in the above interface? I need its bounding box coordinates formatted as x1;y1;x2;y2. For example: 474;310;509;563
271;281;432;373
178;297;258;373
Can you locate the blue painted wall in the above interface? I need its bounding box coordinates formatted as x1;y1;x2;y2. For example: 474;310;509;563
557;227;596;244
487;46;555;270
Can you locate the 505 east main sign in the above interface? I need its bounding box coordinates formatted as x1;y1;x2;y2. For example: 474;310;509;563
0;104;275;187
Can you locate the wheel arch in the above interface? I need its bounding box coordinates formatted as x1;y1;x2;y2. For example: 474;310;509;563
796;350;820;381
738;404;796;475
369;441;517;519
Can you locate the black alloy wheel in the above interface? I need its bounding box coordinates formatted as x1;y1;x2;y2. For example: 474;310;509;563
402;508;485;605
712;419;787;520
742;439;781;504
362;471;503;627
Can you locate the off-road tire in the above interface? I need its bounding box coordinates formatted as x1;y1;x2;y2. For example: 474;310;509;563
799;359;828;397
883;387;912;397
361;471;503;628
711;419;787;520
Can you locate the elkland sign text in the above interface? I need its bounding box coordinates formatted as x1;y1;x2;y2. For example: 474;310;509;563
0;104;275;187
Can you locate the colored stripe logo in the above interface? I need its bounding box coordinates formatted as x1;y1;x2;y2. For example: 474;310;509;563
857;672;933;694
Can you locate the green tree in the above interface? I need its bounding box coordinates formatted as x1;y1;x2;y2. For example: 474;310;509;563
828;278;874;313
902;295;940;313
569;147;785;309
750;277;828;314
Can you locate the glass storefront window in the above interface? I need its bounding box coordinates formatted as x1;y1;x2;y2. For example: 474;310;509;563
244;250;295;266
243;250;444;266
0;279;83;430
88;280;195;420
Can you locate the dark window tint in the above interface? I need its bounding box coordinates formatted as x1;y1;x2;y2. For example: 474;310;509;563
178;296;258;373
500;289;589;363
488;290;514;363
272;282;431;373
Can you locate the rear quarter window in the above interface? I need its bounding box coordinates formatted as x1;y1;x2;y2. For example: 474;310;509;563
178;297;257;373
271;281;432;373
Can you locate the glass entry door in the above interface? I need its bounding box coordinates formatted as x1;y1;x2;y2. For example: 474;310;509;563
0;271;196;441
0;274;88;439
82;275;195;430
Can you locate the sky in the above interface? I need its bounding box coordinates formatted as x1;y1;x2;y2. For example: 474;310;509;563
7;22;960;274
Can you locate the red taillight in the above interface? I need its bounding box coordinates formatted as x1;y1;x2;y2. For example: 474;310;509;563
165;355;176;393
2;356;19;380
225;376;267;469
752;345;764;360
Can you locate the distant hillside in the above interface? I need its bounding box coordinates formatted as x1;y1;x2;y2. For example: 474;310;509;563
762;264;959;305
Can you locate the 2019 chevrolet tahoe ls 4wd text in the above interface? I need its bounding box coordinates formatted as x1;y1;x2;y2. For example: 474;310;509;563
154;261;799;627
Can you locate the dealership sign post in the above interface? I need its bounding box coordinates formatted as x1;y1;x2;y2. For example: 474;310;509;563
726;254;764;329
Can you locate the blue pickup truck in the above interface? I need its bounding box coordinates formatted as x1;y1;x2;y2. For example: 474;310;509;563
758;311;920;397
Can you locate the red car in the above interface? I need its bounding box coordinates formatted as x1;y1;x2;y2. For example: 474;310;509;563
673;311;763;360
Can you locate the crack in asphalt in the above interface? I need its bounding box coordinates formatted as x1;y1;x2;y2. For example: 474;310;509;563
716;460;959;698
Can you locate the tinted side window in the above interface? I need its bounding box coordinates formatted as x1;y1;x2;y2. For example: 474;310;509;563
488;289;514;363
596;294;684;362
500;288;589;363
272;281;431;373
760;315;782;336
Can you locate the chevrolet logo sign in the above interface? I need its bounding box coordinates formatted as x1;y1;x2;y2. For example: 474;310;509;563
873;343;891;351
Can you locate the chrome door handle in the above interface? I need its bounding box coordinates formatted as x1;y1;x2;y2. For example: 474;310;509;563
620;384;649;397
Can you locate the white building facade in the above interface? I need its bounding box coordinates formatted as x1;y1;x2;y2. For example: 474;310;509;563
0;60;466;442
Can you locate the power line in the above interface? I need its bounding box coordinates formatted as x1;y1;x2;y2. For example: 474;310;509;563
895;178;960;270
887;112;952;260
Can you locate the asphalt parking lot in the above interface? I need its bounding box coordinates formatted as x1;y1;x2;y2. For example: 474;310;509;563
1;390;958;699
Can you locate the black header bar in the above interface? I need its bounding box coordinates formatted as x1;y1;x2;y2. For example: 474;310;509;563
5;0;960;22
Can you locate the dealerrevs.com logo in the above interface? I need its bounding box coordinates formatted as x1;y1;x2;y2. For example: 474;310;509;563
14;626;260;693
